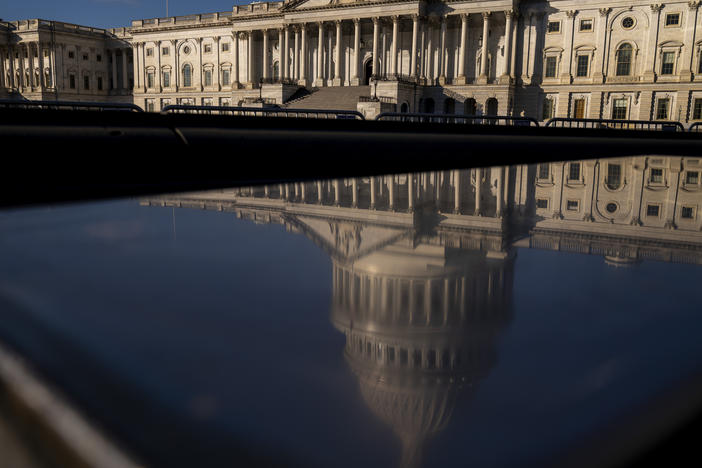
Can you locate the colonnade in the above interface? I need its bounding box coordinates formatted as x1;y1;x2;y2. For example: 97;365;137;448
0;42;56;91
227;11;514;87
238;168;507;218
108;47;132;91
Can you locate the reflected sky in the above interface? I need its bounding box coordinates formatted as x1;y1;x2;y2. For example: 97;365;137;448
1;156;702;468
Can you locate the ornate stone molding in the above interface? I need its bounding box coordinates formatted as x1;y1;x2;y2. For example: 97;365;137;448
650;4;663;12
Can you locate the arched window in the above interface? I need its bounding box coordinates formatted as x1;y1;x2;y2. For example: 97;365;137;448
400;102;409;113
616;44;633;76
464;98;477;116
183;64;192;87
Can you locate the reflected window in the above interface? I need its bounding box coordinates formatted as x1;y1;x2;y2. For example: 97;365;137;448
650;168;664;184
682;206;695;219
567;200;579;211
647;204;660;217
686;171;699;185
607;164;622;189
536;199;548;209
606;202;618;213
538;163;550;179
568;162;581;181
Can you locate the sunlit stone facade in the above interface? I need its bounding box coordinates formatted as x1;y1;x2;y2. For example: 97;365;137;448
3;0;702;121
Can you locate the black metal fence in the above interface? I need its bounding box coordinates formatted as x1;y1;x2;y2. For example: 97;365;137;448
0;99;144;112
375;112;540;126
545;117;685;132
689;122;702;133
161;104;365;120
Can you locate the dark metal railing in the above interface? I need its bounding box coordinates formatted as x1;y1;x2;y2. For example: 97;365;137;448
258;77;299;86
370;74;418;85
161;104;365;120
0;99;144;112
546;117;685;132
376;112;540;126
689;122;702;133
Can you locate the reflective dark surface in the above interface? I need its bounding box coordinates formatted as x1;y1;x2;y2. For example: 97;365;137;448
1;156;702;468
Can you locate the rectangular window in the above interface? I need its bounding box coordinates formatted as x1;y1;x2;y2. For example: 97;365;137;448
656;98;670;120
576;55;589;77
681;207;695;219
204;44;212;53
83;75;89;90
579;19;593;31
661;52;675;75
612;98;628;119
222;69;230;86
147;72;154;88
666;13;680;26
146;48;153;57
538;163;550;179
69;74;76;89
82;53;88;61
607;164;622;189
573;99;586;119
146;99;155;112
96;54;102;62
68;51;75;59
536;199;549;209
542;98;554;120
221;98;231;107
222;43;229;52
161;98;171;109
650;168;664;183
686;171;699;185
545;56;557;78
43;49;49;57
693;98;702;120
547;21;561;33
567;200;579;211
163;70;170;87
203;98;213;106
162;47;169;56
97;76;103;90
204;69;212;86
569;162;581;181
647;205;660;217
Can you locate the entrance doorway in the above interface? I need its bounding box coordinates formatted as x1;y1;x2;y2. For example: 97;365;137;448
364;58;373;85
486;98;498;116
573;98;586;119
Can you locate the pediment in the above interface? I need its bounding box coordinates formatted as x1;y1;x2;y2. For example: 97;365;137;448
288;215;412;263
282;0;368;12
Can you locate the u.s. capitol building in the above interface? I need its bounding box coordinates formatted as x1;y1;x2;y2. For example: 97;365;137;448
2;0;702;121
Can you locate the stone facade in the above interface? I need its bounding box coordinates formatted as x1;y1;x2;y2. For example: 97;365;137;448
3;0;702;122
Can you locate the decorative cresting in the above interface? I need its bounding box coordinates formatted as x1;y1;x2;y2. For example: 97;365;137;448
331;240;514;468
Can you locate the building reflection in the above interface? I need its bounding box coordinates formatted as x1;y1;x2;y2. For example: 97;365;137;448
142;156;702;467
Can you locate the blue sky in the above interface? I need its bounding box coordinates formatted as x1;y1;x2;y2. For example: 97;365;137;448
3;1;255;30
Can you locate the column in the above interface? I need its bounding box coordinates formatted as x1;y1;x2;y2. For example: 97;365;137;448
643;4;663;82
478;12;490;84
372;18;380;76
156;40;162;91
132;43;139;91
0;49;5;89
438;16;447;84
352;179;358;207
426;20;433;82
28;43;35;88
49;45;57;90
333;20;342;85
389;175;395;210
278;29;284;81
456;14;468;84
410;15;419;78
381;24;387;76
37;42;44;89
453;170;461;213
474;168;482;215
283;26;289;80
351;19;360;85
233;34;240;87
391;16;399;77
510;13;518;80
327;25;333;82
317;180;323;203
500;10;514;84
294;27;300;80
560;10;576;84
315;22;324;86
122;48;129;89
111;50;117;90
591;8;610;83
142;42;148;92
370;176;376;208
419;19;427;80
214;37;220;90
299;23;308;86
334;180;340;205
263;29;270;81
247;32;254;88
408;174;414;211
679;2;700;81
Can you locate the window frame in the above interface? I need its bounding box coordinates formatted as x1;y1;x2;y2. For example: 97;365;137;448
611;97;629;120
646;204;661;218
615;43;634;76
681;206;696;220
547;20;561;34
693;98;702;120
579;18;593;32
660;51;676;75
649;167;665;185
575;54;590;77
606;163;623;190
665;12;681;28
162;47;170;56
544;55;558;78
568;162;582;182
655;97;670;120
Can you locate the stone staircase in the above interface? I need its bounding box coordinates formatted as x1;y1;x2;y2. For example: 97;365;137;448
284;85;370;111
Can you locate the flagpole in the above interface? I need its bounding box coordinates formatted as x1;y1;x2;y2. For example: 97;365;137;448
166;0;169;17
